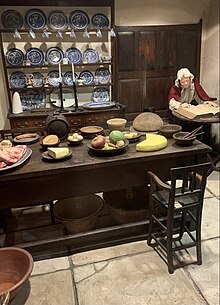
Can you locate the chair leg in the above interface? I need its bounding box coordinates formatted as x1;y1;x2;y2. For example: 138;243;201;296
147;198;154;246
196;222;202;265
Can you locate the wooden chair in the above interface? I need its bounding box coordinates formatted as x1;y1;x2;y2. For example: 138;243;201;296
147;162;211;274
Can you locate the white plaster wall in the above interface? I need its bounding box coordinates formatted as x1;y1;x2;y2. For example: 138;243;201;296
0;0;219;130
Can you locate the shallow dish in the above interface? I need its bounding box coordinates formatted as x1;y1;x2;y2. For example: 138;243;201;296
92;88;110;103
80;126;104;138
46;47;64;65
39;139;60;151
82;101;115;110
159;124;182;138
6;48;24;66
25;9;46;30
69;10;89;29
1;10;23;30
83;48;99;64
32;71;44;88
173;131;196;146
95;68;111;84
65;47;82;64
123;131;142;143
48;10;68;30
47;70;61;87
50;87;75;108
42;149;72;161
0;148;32;172
91;13;109;29
13;134;40;145
87;139;129;156
25;47;44;66
78;70;94;85
68;138;83;146
9;71;26;89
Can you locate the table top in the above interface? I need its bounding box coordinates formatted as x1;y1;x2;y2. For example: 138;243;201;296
0;135;212;182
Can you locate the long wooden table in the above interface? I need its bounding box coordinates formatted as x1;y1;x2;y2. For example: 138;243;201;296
0;136;212;259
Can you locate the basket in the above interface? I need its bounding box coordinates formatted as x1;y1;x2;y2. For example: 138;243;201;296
103;187;149;224
53;194;104;233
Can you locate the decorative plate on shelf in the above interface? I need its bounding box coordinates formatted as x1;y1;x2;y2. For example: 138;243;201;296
50;87;75;108
25;47;44;65
46;47;64;65
78;70;94;85
91;13;109;29
6;48;24;66
47;70;61;87
19;91;46;111
0;148;32;173
1;10;23;30
83;48;99;63
83;101;115;110
69;10;89;29
48;10;68;30
25;9;46;30
92;88;110;103
65;47;82;64
9;71;26;89
32;72;44;88
95;68;111;84
63;71;78;86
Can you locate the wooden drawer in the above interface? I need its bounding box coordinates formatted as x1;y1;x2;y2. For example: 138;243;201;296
10;118;46;129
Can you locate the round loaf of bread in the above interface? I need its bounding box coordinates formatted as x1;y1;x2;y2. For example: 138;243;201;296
133;113;163;132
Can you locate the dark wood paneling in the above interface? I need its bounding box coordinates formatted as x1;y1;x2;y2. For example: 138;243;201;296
0;0;113;6
115;21;202;117
118;79;143;113
157;31;177;70
145;77;174;110
138;31;156;71
117;32;136;72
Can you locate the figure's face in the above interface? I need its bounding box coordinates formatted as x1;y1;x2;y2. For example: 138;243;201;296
180;76;191;89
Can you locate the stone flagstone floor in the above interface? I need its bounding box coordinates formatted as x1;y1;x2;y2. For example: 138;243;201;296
4;169;220;305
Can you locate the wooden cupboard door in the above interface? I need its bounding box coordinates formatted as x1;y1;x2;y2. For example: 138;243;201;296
145;76;174;111
118;79;143;113
138;31;156;71
157;30;177;70
117;31;136;72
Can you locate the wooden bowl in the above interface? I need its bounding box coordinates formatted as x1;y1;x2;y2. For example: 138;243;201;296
40;140;60;151
0;247;33;302
107;118;127;131
159;124;182;138
173;131;196;146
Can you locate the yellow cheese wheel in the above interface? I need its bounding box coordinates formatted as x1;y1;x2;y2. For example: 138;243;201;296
136;133;167;151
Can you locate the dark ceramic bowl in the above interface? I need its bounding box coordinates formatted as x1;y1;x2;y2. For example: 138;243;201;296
0;247;33;302
173;131;196;146
159;124;182;138
39;139;60;151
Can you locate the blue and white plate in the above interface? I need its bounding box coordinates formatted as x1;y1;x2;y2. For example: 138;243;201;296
25;9;46;30
9;71;26;88
63;71;78;86
6;48;24;66
48;10;68;30
78;70;94;85
92;88;110;103
65;47;82;64
47;70;61;87
20;91;46;110
83;101;115;110
32;72;44;87
25;47;44;65
46;47;64;65
1;10;23;30
83;48;99;63
69;10;89;29
95;68;111;84
91;13;109;29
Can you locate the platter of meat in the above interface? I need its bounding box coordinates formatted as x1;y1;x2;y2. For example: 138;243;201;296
0;145;32;172
13;133;40;145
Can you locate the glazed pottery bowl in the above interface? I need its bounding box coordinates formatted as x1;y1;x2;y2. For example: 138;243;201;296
173;131;196;146
107;118;127;131
0;247;33;302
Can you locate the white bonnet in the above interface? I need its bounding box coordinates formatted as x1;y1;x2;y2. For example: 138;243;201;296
175;68;194;86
